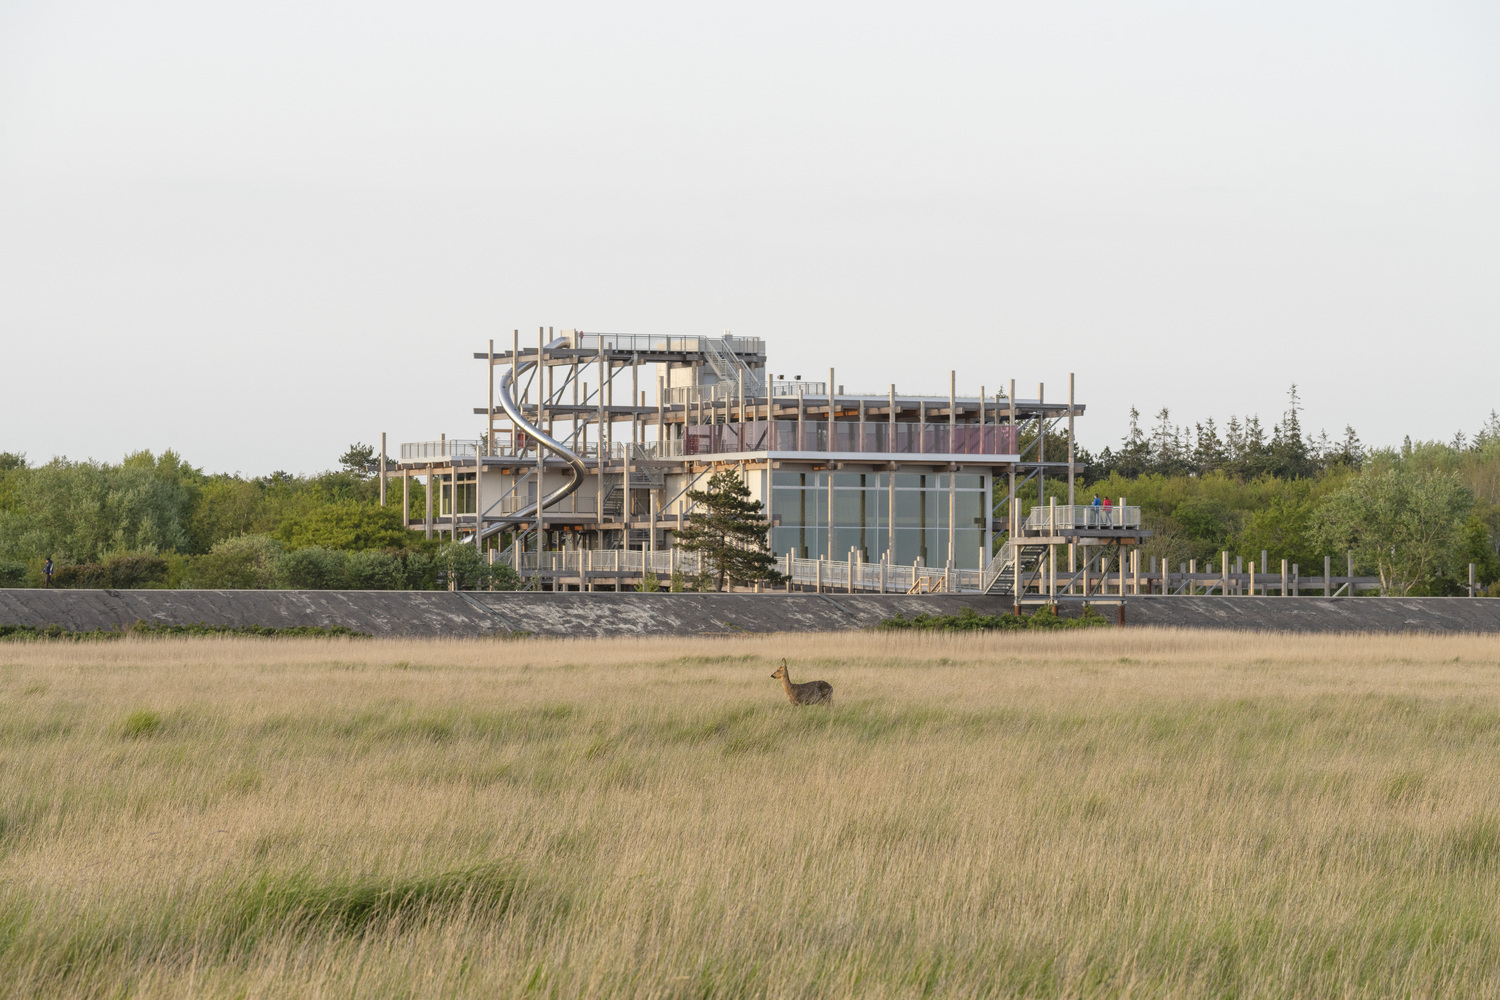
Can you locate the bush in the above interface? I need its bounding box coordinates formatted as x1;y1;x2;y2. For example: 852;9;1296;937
345;550;406;590
275;547;349;590
186;534;283;590
435;542;519;591
0;560;29;587
877;605;1110;632
52;553;170;589
275;501;410;552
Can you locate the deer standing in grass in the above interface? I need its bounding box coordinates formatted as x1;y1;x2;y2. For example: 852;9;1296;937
771;659;833;708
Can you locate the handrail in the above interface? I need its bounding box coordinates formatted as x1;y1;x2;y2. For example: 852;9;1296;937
477;337;588;542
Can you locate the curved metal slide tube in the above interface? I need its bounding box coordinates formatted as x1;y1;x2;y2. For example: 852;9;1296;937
475;336;588;543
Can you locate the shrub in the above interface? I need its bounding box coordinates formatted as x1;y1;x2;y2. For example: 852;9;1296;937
275;501;410;552
435;542;518;591
52;553;169;589
345;550;405;590
186;534;283;590
0;560;29;587
877;605;1110;632
275;547;349;590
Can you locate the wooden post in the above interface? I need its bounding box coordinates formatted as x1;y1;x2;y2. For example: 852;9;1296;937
1188;559;1196;596
888;384;896;560
1282;558;1289;597
379;432;387;506
948;369;956;570
424;466;433;540
1348;551;1356;594
1221;551;1228;595
1249;561;1255;597
536;328;546;564
1008;380;1017;566
401;470;409;528
1471;562;1478;598
1067;373;1075;507
1036;382;1044;512
1324;554;1332;597
487;339;495;457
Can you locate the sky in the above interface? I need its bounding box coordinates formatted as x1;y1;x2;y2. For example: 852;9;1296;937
1;0;1496;475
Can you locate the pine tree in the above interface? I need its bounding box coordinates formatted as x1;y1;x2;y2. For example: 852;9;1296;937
673;470;785;591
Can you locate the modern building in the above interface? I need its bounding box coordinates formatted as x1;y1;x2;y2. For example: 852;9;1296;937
382;330;1144;594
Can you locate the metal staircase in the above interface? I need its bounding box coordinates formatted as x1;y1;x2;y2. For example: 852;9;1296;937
701;336;762;395
984;542;1047;597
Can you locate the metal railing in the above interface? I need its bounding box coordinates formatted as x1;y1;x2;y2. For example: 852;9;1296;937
768;380;827;397
571;333;765;356
401;439;480;460
503;547;989;593
1024;505;1142;532
664;381;765;406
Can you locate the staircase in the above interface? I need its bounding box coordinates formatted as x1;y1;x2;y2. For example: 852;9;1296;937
985;543;1047;597
602;485;624;519
702;337;763;395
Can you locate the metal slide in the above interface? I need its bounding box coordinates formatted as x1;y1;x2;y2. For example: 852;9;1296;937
475;336;587;543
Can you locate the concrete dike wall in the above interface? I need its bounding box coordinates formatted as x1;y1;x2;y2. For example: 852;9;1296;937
1116;595;1500;634
2;589;1497;638
0;589;1020;638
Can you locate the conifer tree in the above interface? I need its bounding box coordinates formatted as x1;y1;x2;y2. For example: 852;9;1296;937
673;470;785;591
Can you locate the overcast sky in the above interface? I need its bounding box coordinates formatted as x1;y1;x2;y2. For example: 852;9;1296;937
2;0;1496;475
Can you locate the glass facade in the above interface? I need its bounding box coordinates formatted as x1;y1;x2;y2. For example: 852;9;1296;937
770;471;988;568
440;472;477;516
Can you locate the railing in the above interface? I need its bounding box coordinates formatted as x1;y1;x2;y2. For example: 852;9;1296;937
768;381;827;397
571;333;765;356
666;420;1019;457
505;547;989;593
1024;505;1142;532
401;439;480;460
664;381;765;406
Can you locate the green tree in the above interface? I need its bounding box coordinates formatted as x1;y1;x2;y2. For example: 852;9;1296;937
673;470;783;591
274;547;349;589
339;443;377;479
1311;467;1473;595
186;534;283;589
274;501;409;552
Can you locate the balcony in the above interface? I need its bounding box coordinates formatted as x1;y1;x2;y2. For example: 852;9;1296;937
668;420;1020;457
1023;504;1142;532
401;439;480;460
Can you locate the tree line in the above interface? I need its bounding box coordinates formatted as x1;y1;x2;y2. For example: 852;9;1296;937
3;389;1498;596
0;446;516;591
1010;389;1500;596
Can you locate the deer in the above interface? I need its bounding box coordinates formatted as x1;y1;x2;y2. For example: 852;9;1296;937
770;659;833;708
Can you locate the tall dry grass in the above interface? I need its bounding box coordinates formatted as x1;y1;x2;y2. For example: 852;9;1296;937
2;629;1500;998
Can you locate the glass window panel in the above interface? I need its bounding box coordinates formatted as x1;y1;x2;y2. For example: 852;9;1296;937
832;473;862;489
893;528;922;565
953;529;984;569
955;474;983;490
894;490;921;528
772;471;803;487
893;474;922;490
956;492;985;527
832;489;862;525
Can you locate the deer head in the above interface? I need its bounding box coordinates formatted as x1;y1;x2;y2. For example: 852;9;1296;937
770;659;787;680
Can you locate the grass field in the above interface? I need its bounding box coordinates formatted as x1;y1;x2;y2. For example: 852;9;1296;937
3;630;1500;998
